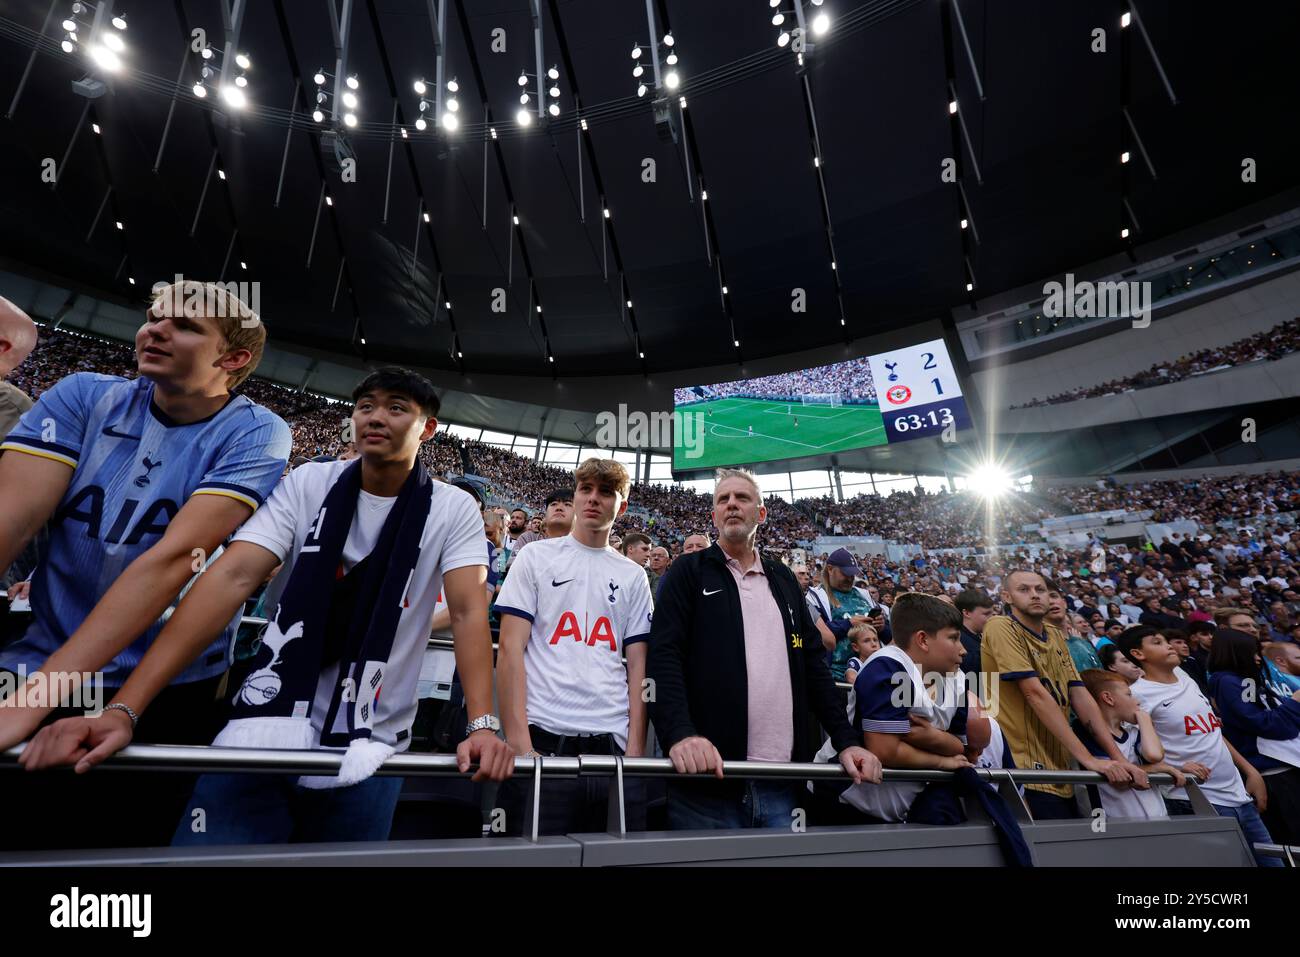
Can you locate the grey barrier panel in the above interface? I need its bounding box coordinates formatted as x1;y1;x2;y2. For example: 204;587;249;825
571;817;1254;868
575;825;1009;867
0;837;583;868
0;818;1253;868
1017;817;1255;868
0;745;1226;866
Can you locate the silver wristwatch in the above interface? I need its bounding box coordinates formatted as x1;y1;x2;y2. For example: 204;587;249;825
465;714;501;735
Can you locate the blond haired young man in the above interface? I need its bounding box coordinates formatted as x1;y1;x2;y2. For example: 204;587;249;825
0;281;291;848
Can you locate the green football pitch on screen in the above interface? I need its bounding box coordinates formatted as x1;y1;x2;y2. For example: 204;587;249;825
673;397;887;470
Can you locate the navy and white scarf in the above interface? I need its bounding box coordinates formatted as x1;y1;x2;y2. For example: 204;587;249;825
213;460;432;788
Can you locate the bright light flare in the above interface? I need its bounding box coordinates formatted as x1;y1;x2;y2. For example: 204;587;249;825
965;464;1014;499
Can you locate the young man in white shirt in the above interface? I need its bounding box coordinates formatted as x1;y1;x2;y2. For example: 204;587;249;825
1118;625;1281;866
494;457;655;835
21;368;513;844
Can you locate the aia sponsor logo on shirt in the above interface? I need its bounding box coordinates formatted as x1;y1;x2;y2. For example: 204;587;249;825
1183;711;1222;736
548;612;618;651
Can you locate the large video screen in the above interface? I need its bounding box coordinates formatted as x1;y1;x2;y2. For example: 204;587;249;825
672;338;972;470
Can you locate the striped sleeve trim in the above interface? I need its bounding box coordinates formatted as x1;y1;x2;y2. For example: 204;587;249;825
192;487;261;511
861;718;910;734
196;481;266;507
1000;669;1038;681
623;632;651;646
1067;680;1084;687
0;439;78;468
494;605;535;623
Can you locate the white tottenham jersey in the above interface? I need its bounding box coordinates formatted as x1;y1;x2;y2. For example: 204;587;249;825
1132;668;1250;806
233;461;487;751
493;535;654;749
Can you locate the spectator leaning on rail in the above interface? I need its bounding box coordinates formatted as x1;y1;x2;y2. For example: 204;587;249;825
980;569;1149;820
839;592;986;822
646;467;882;830
0;280;291;850
1120;625;1281;867
19;367;514;845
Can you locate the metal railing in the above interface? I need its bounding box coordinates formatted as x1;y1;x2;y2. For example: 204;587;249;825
1;742;1214;845
1253;842;1299;866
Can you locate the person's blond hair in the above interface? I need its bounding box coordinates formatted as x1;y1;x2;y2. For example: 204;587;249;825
714;467;763;505
575;457;631;499
1213;606;1256;627
149;280;266;390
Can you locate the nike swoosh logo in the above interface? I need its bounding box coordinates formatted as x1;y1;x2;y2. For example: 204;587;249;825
551;578;573;587
1160;701;1173;708
102;426;139;439
703;588;722;596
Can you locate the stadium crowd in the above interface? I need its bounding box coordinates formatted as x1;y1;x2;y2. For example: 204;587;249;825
2;287;1299;861
1012;317;1300;408
674;356;877;406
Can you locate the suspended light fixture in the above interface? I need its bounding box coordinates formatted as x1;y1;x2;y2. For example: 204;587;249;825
89;44;122;71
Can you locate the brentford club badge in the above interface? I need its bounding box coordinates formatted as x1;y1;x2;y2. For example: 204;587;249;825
886;385;912;405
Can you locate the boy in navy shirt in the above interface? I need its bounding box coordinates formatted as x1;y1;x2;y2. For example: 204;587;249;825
841;592;987;822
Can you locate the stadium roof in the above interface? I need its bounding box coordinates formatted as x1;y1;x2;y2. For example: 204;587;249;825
1;0;1297;386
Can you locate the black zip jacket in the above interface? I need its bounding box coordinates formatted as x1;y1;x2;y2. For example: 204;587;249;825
647;543;858;764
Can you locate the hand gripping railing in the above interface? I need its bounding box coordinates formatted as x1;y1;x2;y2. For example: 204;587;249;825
1;743;1212;845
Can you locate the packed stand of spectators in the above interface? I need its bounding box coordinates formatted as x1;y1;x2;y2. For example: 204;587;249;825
1050;473;1300;525
1012;317;1300;408
801;486;1059;550
6;292;1300;858
674;356;877;406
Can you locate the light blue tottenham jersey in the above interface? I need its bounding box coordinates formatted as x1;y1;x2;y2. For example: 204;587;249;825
0;372;291;684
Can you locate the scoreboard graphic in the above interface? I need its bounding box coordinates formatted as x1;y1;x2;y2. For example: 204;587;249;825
671;336;973;470
866;338;972;444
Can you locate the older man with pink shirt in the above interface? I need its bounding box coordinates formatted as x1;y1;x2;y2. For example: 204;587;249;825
646;468;880;829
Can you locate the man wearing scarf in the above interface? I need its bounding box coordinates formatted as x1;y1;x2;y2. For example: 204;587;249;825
21;368;513;843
